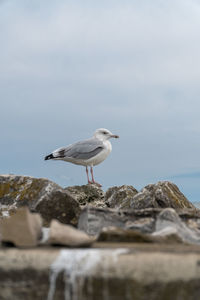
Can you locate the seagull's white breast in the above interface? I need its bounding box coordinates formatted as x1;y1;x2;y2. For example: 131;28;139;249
85;140;112;166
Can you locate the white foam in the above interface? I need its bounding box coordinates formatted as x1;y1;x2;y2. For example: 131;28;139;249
47;248;128;300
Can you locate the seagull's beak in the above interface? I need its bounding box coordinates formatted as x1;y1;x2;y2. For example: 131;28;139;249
110;134;119;139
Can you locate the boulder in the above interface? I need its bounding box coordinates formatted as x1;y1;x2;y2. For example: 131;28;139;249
153;208;200;245
65;184;105;208
0;207;42;247
0;175;81;226
130;181;195;209
105;185;138;209
47;219;95;247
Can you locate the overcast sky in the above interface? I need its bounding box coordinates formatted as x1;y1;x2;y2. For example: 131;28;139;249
1;0;200;202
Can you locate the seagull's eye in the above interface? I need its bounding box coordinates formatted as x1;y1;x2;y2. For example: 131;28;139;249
102;131;107;135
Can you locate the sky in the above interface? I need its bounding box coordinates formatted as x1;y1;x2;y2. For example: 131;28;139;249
1;0;200;202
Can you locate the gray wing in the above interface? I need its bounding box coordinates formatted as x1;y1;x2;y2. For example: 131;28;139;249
53;138;104;160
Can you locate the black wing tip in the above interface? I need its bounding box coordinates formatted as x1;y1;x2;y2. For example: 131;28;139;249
44;154;54;160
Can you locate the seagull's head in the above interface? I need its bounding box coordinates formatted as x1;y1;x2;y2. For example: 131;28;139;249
93;128;119;141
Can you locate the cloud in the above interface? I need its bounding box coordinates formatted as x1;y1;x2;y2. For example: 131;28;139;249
1;0;200;201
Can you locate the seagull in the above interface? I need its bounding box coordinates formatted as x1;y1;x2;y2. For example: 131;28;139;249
44;128;119;186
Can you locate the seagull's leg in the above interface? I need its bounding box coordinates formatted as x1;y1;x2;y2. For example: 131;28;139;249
90;166;102;187
86;166;92;184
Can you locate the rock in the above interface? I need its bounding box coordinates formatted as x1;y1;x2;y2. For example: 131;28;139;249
186;219;200;231
65;184;105;208
0;175;81;226
97;226;183;244
153;208;200;245
47;219;96;247
0;207;42;247
78;207;160;235
78;207;128;235
97;226;153;243
125;217;155;233
78;205;200;239
130;181;195;209
105;185;138;209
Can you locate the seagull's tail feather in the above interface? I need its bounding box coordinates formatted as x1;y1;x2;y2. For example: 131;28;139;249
44;153;54;160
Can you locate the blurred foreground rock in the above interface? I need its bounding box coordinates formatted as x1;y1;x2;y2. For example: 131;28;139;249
0;207;42;247
129;181;195;209
79;206;200;245
47;219;95;247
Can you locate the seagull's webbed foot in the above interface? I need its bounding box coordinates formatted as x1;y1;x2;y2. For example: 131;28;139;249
92;181;102;187
87;180;102;187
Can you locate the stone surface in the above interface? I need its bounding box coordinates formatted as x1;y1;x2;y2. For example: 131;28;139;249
0;176;200;299
78;206;170;236
153;208;200;245
0;175;81;226
97;226;183;244
47;219;95;246
65;184;105;208
130;181;195;209
78;207;128;235
1;246;200;300
105;185;138;209
78;206;200;237
125;217;155;233
0;207;42;247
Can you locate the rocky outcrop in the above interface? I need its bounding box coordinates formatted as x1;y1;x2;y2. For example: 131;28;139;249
0;175;81;226
129;181;195;209
65;184;105;208
1;175;200;299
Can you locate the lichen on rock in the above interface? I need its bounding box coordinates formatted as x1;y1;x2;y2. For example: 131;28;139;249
105;185;138;209
65;184;105;208
129;181;195;209
0;175;81;226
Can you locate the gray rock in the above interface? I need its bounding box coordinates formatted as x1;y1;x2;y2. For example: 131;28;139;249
105;185;138;209
125;217;155;233
65;184;105;208
78;207;128;235
130;181;195;209
47;219;96;247
0;207;42;247
153;208;200;245
0;175;81;226
78;205;200;240
78;207;160;235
